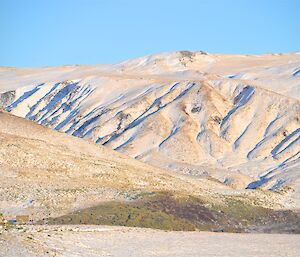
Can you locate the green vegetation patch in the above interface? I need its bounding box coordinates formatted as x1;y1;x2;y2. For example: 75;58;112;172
45;192;300;233
47;200;195;231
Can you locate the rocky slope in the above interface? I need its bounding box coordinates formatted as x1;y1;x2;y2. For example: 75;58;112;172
0;51;299;207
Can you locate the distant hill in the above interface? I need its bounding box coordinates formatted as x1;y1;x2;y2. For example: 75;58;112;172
0;51;299;209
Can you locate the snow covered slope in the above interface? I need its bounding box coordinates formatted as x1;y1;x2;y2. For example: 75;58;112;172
0;51;299;204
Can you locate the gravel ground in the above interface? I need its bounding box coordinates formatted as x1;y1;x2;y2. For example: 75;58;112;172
1;225;299;257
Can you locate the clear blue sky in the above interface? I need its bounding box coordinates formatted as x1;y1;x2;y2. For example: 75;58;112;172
1;0;299;67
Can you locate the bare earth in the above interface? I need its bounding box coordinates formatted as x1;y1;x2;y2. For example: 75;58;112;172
1;225;299;257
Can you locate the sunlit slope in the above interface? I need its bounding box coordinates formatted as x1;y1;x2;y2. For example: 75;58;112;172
0;51;299;199
0;110;260;218
1;110;299;232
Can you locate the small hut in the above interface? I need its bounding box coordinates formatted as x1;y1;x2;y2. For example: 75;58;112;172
16;215;29;225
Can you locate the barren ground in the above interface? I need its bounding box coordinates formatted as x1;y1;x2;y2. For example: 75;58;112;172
1;225;299;257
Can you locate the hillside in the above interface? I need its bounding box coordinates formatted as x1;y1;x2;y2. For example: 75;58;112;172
1;110;299;232
0;51;299;208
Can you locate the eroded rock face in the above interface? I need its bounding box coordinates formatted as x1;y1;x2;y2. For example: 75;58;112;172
0;90;15;108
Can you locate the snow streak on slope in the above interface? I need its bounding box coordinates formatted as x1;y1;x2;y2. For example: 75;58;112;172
0;51;299;200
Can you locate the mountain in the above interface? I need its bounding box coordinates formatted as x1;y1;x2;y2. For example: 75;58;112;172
0;51;299;208
1;110;300;233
